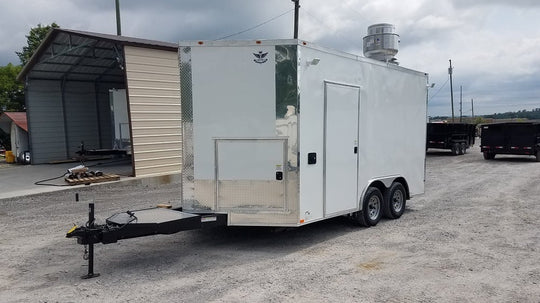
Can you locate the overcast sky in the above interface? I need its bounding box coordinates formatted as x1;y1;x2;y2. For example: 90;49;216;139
1;0;539;116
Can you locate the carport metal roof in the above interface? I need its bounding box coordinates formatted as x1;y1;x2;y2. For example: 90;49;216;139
17;28;177;83
0;112;28;133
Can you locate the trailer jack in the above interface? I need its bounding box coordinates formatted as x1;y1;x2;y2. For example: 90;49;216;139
66;194;227;278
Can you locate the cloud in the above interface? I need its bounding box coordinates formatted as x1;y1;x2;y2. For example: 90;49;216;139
0;0;539;115
450;0;540;8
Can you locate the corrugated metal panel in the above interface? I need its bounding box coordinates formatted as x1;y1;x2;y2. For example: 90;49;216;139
26;80;65;163
64;82;99;157
132;142;182;153
124;46;181;177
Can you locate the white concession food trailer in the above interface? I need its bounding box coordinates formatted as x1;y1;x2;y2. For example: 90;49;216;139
179;39;428;227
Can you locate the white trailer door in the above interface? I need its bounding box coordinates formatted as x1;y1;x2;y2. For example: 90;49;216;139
215;138;287;211
324;82;360;216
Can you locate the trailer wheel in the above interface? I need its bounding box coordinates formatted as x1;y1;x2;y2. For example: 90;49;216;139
451;143;459;156
458;144;464;155
535;151;540;162
383;182;407;219
354;187;383;227
483;152;495;160
461;143;467;154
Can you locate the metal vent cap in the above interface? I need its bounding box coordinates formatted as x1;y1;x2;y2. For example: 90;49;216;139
363;23;400;64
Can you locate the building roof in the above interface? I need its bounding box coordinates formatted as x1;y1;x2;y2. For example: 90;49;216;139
0;112;28;132
17;28;178;82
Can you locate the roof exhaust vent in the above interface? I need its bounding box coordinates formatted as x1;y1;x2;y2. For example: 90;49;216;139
363;23;400;64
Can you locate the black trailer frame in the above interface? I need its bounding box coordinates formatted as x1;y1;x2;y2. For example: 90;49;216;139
426;123;476;155
66;196;227;279
480;122;540;161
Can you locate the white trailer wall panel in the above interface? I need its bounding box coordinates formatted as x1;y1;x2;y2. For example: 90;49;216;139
298;47;427;222
124;46;182;177
25;80;65;163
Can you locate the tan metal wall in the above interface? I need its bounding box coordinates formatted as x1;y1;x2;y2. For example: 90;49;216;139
124;46;182;177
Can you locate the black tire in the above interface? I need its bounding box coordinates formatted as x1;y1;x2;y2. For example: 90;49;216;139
458;144;464;155
383;182;407;219
354;187;383;227
451;143;459;156
461;143;467;154
535;151;540;162
483;151;495;160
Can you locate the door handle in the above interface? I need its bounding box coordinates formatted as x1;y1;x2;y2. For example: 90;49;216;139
354;146;358;154
308;152;317;164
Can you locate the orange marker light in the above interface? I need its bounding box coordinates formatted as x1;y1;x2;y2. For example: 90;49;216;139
300;219;305;223
256;40;261;44
198;41;204;45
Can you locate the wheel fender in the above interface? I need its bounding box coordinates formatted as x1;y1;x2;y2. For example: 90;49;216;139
360;176;409;209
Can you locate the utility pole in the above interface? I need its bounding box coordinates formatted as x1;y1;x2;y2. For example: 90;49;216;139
459;85;463;122
449;59;455;122
115;0;122;36
292;0;300;39
471;99;474;119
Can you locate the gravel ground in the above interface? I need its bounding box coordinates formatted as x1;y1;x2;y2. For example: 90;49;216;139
0;144;539;302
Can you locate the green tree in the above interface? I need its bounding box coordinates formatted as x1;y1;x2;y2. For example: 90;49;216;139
0;63;24;112
16;22;59;66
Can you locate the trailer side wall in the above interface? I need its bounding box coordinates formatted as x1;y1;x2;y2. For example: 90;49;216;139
298;45;427;223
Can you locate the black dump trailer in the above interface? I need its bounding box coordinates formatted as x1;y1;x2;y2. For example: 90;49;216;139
426;123;476;155
480;122;540;161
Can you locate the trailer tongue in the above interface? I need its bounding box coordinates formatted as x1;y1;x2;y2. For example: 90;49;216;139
66;201;226;278
67;208;225;245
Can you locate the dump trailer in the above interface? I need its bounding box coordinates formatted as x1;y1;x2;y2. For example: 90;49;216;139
480;122;540;161
67;39;428;277
426;122;476;155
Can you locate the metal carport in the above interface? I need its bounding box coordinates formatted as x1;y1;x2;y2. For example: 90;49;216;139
18;29;182;177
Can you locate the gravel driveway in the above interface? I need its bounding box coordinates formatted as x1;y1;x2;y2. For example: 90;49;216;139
0;144;538;302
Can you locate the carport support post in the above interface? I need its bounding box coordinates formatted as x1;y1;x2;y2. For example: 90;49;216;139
82;202;100;279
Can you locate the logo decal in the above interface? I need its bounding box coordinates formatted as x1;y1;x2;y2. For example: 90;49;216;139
253;51;268;64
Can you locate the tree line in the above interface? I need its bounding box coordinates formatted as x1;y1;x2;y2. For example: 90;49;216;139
0;23;59;149
483;108;540;120
430;108;540;123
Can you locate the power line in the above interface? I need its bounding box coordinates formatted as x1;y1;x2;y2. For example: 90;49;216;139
428;78;449;101
215;9;294;40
